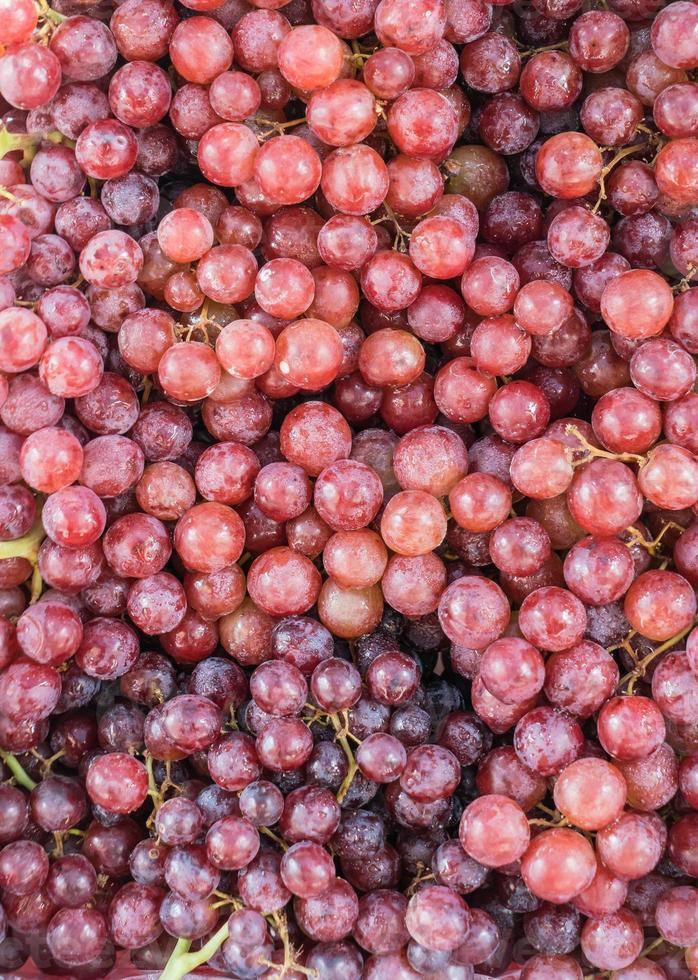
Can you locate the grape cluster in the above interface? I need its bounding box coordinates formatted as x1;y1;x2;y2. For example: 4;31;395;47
0;0;698;976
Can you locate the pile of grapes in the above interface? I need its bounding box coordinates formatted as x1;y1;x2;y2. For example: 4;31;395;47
1;0;698;975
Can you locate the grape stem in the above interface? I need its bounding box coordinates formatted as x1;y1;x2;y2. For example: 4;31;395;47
517;40;569;58
260;910;318;978
260;826;288;851
177;302;212;345
529;815;570;828
0;750;38;790
35;0;67;26
640;936;664;957
211;892;243;910
0;125;64;165
349;39;373;65
159;926;229;980
530;803;570;828
607;627;637;654
300;705;360;801
372;202;411;251
592;141;650;214
673;264;697;293
617;617;698;694
145;752;164;826
564;424;646;466
254;116;307;141
406;863;436;897
330;710;360;804
141;376;153;406
624;521;683;556
30;746;65;775
0;510;46;603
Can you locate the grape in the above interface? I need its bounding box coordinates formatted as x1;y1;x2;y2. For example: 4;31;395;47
461;33;521;94
625;569;696;642
598;696;666;762
169;15;234;83
319;177;384;239
409;215;475;279
570;10;629;69
108;882;164;951
581;908;645;970
459;794;530;868
404;885;470;952
554;758;627;831
601;269;674;338
254;135;322;207
160;893;217;940
521;828;597;904
252;462;308;522
374;0;445;54
0;309;47;374
380;490;446;557
198;124;261;191
16;601;82;666
567;458;643;537
46;853;97;909
0;43;62;109
46;907;107;967
0;0;695;975
438;575;509;649
308;79;377;146
619;742;679;811
85;752;149;814
488;380;550;443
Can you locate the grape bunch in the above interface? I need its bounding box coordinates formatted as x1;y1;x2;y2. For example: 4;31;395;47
0;0;698;975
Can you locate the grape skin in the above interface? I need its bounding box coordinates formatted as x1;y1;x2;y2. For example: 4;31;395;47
0;0;697;976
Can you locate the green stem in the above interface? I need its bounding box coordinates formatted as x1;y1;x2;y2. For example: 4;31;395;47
592;141;651;214
0;750;37;790
0;504;45;603
618;618;698;694
640;936;664;958
565;424;646;466
0;513;45;562
331;711;359;804
0;127;63;166
260;826;288;852
0;506;47;602
159;924;229;980
36;0;67;25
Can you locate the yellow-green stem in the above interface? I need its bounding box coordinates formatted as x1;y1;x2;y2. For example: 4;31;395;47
0;750;37;790
518;40;569;58
565;424;646;466
617;618;698;693
260;826;288;851
263;910;318;978
159;923;230;980
35;0;67;23
330;710;359;804
592;141;650;213
0;513;45;563
640;936;664;958
529;816;570;828
0;126;63;165
335;732;359;804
